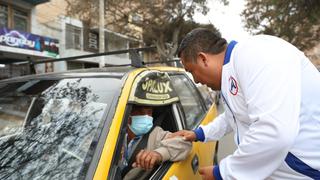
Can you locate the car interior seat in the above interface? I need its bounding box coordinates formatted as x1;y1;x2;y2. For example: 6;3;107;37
152;105;177;132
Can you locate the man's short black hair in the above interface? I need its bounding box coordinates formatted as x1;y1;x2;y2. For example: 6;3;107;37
177;28;227;63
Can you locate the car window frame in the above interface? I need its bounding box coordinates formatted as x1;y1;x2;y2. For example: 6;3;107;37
147;103;185;180
83;74;128;180
109;102;183;179
168;72;208;130
108;70;210;180
108;103;133;180
109;70;189;179
172;103;184;130
149;72;212;180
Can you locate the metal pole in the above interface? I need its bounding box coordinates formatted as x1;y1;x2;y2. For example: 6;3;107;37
99;0;105;67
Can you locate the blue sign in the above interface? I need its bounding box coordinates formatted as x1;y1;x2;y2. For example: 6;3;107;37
0;27;59;58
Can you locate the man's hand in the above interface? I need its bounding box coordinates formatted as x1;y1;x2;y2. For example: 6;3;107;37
167;130;197;142
132;149;162;170
199;166;215;180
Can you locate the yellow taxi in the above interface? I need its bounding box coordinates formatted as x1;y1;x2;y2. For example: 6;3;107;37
0;50;218;180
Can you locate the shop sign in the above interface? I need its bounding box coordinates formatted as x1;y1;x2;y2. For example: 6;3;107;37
84;29;99;52
0;27;59;58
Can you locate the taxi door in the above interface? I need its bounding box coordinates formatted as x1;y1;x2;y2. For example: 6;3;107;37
157;74;218;180
159;105;218;180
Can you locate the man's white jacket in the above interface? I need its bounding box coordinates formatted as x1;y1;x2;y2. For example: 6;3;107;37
194;35;320;179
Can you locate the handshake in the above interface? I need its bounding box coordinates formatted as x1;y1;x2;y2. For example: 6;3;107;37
132;130;196;170
167;130;197;141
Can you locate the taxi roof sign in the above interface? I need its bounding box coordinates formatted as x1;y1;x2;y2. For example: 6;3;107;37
128;71;179;106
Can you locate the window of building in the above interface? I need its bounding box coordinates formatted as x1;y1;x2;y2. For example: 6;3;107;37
66;24;82;50
13;9;28;31
0;5;8;27
0;4;29;32
67;61;83;70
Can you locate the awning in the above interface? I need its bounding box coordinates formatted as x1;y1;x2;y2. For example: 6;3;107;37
21;0;50;5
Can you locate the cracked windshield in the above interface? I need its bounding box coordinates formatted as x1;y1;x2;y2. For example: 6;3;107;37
0;77;121;179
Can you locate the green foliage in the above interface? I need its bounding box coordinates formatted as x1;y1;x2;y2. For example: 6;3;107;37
144;21;219;46
65;0;223;61
242;0;320;50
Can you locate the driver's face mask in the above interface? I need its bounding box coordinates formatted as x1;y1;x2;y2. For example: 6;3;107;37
129;115;153;136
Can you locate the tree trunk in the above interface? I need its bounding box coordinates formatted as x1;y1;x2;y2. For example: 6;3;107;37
155;26;181;66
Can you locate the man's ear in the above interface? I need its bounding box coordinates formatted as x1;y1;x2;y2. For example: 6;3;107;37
198;52;209;67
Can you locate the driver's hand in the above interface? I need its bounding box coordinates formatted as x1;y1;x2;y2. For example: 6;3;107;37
132;149;162;170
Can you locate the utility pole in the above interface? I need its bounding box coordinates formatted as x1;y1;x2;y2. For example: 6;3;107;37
99;0;105;67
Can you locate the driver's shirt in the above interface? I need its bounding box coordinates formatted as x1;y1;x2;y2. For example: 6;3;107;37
123;126;192;180
195;35;320;179
122;135;142;168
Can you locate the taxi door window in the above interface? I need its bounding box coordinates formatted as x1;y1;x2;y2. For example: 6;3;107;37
170;75;206;129
197;85;214;109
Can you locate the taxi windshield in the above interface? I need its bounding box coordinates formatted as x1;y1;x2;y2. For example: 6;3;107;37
0;77;121;179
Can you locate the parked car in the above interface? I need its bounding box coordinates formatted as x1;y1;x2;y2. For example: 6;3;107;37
0;59;218;179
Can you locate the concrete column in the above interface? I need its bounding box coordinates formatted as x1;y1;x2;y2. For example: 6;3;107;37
99;0;105;67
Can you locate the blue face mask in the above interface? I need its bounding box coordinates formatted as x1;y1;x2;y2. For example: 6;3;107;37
129;115;153;136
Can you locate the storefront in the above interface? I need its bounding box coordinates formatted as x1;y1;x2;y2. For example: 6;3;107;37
0;27;59;79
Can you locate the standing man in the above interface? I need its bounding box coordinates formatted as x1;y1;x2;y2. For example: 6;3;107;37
173;28;320;179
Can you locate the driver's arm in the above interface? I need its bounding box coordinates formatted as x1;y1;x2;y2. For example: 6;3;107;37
134;126;192;169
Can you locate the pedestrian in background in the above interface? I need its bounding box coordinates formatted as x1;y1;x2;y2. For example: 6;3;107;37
171;28;320;180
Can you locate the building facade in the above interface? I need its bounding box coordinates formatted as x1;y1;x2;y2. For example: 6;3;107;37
0;0;59;79
0;0;144;79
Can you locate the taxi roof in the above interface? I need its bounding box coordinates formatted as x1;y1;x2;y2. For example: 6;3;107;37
0;47;185;83
0;66;185;84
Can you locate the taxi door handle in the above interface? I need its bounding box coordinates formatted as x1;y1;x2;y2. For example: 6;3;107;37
191;154;199;174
